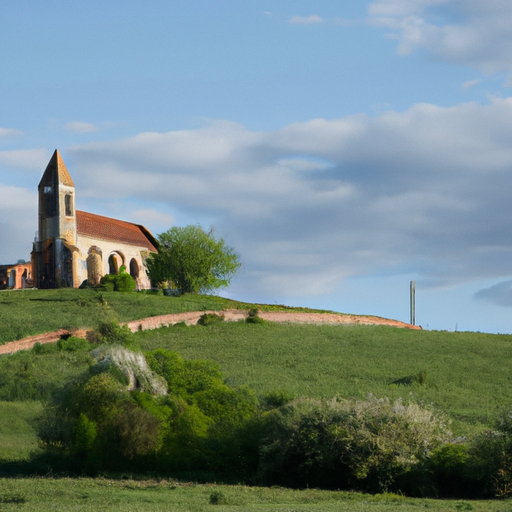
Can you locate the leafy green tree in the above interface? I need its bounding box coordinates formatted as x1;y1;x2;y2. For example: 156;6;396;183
146;225;241;293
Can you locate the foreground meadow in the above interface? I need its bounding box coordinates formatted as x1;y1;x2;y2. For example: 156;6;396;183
0;478;506;511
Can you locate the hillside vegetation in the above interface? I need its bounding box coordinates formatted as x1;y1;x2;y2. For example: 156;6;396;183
2;289;512;502
136;321;512;434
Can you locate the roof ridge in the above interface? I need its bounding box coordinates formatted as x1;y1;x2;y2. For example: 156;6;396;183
76;210;144;228
76;210;157;252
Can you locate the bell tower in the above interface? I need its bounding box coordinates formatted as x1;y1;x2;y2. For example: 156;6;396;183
33;150;78;287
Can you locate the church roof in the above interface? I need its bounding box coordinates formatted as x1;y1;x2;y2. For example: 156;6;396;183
76;211;158;252
39;150;75;188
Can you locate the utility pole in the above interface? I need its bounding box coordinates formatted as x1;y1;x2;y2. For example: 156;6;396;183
410;280;416;326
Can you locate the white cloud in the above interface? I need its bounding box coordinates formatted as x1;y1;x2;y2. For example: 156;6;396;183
65;121;100;133
368;0;512;73
0;149;50;170
63;98;512;299
0;128;22;137
290;15;324;25
462;79;480;89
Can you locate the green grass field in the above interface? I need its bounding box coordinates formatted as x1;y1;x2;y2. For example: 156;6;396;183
1;289;512;508
0;289;333;345
136;321;512;434
0;478;505;511
0;402;42;461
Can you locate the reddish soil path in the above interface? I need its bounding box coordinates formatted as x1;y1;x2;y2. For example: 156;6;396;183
0;310;420;356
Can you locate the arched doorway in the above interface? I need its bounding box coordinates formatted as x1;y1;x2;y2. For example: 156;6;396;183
108;252;124;274
8;269;16;288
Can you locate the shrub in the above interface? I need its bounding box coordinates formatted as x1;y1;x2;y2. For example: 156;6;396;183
94;320;134;347
57;336;90;352
109;404;161;460
246;308;266;324
197;313;224;326
194;384;258;426
114;272;136;292
146;349;225;398
468;409;512;498
73;413;97;456
100;271;136;292
428;443;475;498
209;490;227;505
258;395;451;493
31;342;57;354
99;282;115;292
261;390;294;410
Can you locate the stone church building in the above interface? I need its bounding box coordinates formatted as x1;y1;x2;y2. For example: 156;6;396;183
1;150;157;290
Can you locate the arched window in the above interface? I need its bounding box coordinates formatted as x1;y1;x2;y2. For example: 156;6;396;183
65;193;73;216
129;258;139;279
108;252;125;275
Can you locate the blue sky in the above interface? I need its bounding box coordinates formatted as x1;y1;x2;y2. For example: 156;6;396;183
1;0;512;333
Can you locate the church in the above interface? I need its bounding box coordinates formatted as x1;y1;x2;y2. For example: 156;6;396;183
0;150;158;290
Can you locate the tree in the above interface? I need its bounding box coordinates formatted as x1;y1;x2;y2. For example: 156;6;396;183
146;225;241;293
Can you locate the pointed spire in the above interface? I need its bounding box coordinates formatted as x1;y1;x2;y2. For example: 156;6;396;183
39;150;75;188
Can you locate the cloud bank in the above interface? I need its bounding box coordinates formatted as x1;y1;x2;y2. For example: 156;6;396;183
0;128;22;137
66;98;512;298
368;0;512;73
475;280;512;308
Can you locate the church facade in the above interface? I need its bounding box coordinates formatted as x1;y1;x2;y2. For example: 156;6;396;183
28;150;158;289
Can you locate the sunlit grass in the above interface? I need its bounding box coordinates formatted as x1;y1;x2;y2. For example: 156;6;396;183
0;289;335;345
137;322;512;435
0;477;502;511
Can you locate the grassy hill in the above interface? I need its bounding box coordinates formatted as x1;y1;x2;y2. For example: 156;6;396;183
1;290;512;436
0;288;332;345
1;289;512;507
135;321;512;435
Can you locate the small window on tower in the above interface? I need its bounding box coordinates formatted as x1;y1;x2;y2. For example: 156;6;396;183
44;186;53;194
65;194;73;216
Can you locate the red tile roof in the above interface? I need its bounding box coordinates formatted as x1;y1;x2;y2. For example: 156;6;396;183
76;211;158;252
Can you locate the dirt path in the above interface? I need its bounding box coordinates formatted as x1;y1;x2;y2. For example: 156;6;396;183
0;310;420;356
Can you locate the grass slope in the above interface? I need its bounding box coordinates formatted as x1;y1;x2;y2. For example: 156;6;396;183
1;290;512;458
136;321;512;434
1;290;511;507
0;289;333;345
0;402;42;461
0;478;501;511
